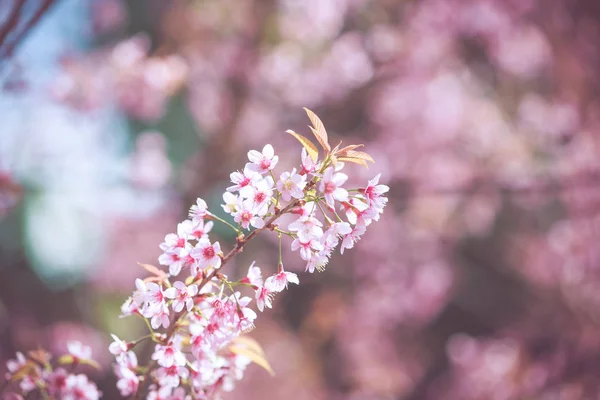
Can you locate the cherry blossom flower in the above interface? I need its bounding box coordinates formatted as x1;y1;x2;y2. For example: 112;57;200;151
149;303;171;329
227;165;260;196
108;334;129;355
232;198;265;230
291;236;324;261
63;374;101;400
276;168;307;201
239;261;263;287
244;175;274;216
114;352;139;397
265;265;300;292
154;365;189;389
46;368;69;396
288;213;324;241
319;166;349;206
152;343;187;368
67;341;92;361
180;219;213;241
246;144;278;174
300;147;318;175
164;281;199;312
221;192;239;215
114;364;139;397
255;286;274;311
362;173;389;212
190;238;222;272
189;198;209;222
340;224;367;254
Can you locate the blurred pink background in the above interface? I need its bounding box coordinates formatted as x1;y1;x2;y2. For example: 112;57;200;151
2;0;600;398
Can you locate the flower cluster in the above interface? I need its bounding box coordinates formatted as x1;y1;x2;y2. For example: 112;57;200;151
3;342;101;400
106;109;388;399
1;109;386;400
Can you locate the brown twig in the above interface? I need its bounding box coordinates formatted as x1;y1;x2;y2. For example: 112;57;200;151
0;0;58;62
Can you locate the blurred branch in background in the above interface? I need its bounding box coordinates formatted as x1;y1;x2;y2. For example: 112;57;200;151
0;0;58;62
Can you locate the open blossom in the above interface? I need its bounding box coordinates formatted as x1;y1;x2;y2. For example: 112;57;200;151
276;168;306;201
240;261;263;287
319;166;349;206
114;352;139;397
288;212;324;241
323;222;352;251
255;286;274;312
189;198;209;221
155;365;190;389
228;165;260;196
300;147;317;175
222;192;239;215
63;374;101;400
46;368;69;396
246;144;278;174
67;341;92;361
340;224;367;254
115;364;139;397
152;342;187;368
150;303;171;329
190;238;222;272
233;198;265;230
181;218;213;241
265;265;300;292
244;175;274;216
291;236;325;261
165;281;199;312
109;334;129;355
362;173;389;211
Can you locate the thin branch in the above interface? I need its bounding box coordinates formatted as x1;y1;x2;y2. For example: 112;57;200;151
0;0;58;62
0;0;26;48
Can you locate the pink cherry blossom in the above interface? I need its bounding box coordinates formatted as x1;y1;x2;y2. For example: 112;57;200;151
240;261;263;287
233;198;264;230
63;374;101;400
276;168;307;201
189;198;209;221
319;166;349;206
246;144;279;174
46;368;69;396
244;175;274;216
180;218;213;241
255;286;274;311
154;365;189;389
221;192;239;215
152;342;187;368
291;236;324;261
300;147;318;175
149;303;171;329
227;165;260;196
67;341;92;361
108;334;129;355
362;173;389;212
190;238;222;272
164;281;199;312
265;266;300;292
288;212;324;241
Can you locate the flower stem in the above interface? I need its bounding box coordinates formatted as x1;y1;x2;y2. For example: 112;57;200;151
209;212;240;234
